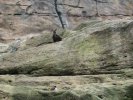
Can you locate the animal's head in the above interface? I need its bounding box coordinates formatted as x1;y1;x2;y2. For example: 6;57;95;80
52;29;57;34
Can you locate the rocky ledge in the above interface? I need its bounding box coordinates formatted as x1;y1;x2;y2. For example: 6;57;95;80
0;19;133;100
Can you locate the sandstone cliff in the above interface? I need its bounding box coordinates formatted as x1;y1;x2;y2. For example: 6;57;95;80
0;0;133;100
0;0;133;41
0;19;133;100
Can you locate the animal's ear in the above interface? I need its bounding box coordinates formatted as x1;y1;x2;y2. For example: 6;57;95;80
53;29;57;32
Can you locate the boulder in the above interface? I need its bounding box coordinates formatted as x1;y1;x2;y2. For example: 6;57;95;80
0;19;133;76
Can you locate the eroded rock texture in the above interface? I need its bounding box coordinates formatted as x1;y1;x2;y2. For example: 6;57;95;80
0;0;133;42
0;19;133;100
0;0;133;100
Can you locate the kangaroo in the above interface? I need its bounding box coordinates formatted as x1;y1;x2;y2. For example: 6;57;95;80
52;29;62;42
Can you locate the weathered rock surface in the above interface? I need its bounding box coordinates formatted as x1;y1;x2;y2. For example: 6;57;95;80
0;0;133;99
0;74;132;100
0;0;133;42
0;19;133;99
0;19;133;76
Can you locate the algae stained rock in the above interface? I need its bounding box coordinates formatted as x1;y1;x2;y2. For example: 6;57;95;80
0;19;133;76
0;19;133;100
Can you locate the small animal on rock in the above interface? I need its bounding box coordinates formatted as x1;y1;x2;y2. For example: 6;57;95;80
52;29;62;42
50;86;58;91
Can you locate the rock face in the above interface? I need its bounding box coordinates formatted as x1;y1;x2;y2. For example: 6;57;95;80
0;19;133;76
0;19;133;100
0;0;133;41
0;0;133;100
